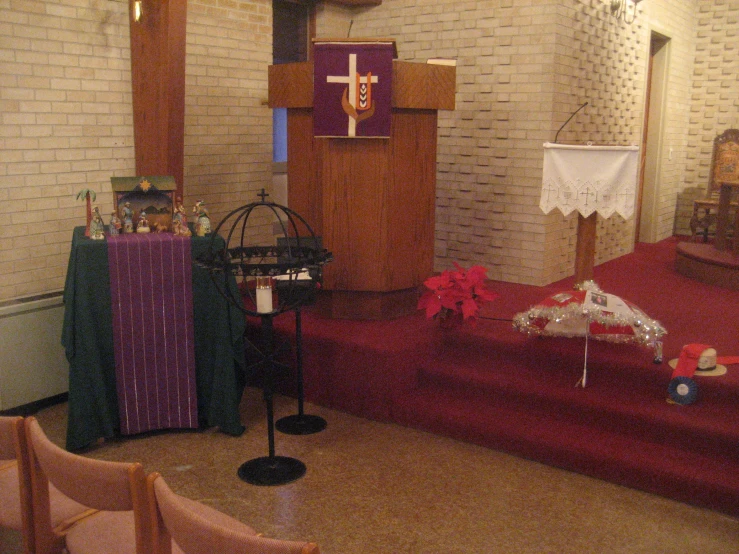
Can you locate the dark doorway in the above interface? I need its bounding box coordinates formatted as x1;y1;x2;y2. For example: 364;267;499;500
273;0;310;64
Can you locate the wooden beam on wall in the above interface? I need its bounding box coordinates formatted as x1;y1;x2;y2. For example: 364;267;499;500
323;0;382;6
128;0;187;200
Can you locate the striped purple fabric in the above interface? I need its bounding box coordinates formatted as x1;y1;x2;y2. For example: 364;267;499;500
107;232;198;435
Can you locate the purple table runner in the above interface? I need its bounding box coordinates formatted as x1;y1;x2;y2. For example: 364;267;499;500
107;233;198;435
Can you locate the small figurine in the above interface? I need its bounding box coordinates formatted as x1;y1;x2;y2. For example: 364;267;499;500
193;200;211;237
136;210;150;233
173;202;191;237
108;211;121;236
121;202;134;234
89;206;105;240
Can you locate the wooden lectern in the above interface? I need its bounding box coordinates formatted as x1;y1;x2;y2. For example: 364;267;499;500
268;41;455;319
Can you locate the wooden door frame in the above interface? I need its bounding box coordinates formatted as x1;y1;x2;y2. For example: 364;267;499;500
636;31;671;244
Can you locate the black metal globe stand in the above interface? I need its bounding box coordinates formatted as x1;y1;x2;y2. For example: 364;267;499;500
275;308;328;436
195;190;332;486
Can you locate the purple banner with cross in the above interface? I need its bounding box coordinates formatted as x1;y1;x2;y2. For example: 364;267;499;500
313;41;394;138
107;232;198;435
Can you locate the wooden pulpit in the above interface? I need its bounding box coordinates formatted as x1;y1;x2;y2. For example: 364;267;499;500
268;41;455;319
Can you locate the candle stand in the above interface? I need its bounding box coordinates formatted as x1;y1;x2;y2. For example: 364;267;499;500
196;190;332;485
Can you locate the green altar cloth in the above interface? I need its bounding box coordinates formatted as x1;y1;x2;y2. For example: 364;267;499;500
62;227;246;451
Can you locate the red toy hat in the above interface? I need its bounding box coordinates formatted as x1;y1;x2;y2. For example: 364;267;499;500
671;343;712;379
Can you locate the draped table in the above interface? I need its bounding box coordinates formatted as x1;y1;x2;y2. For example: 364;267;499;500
62;227;246;451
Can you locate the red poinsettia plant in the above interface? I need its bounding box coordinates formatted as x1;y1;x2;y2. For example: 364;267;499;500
418;263;499;324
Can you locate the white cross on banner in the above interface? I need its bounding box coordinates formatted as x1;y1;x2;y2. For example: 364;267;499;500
540;143;640;219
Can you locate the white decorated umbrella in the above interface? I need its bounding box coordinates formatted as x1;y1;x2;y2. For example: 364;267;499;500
513;282;666;387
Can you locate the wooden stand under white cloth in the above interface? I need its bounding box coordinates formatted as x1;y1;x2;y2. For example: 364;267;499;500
541;143;640;282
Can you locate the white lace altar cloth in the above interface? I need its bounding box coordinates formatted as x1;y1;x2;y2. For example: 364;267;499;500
540;143;639;219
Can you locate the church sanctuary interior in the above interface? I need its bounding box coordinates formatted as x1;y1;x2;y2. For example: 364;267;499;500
1;1;738;553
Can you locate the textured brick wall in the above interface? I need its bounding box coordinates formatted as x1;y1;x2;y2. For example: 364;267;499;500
318;0;710;285
681;0;739;235
0;0;273;302
184;0;274;242
326;1;558;284
1;0;734;301
543;0;645;280
0;0;133;300
315;2;356;38
320;0;641;284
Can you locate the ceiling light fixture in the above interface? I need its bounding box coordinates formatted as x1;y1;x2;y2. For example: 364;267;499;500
611;0;643;24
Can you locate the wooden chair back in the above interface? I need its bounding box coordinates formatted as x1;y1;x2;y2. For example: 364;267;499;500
708;128;739;195
147;472;320;554
24;416;151;554
0;415;34;554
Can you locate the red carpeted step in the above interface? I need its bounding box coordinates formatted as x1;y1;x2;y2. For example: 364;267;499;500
281;237;739;517
392;386;739;517
409;360;739;463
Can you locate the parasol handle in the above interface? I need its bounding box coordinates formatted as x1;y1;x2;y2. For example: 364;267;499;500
577;318;590;388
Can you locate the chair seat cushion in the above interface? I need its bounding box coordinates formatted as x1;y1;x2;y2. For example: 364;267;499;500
0;460;22;529
168;493;258;536
64;509;187;554
49;482;94;528
0;461;89;531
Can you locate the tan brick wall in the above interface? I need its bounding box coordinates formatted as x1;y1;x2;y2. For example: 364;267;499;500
314;2;356;38
0;0;273;302
328;0;557;284
1;0;734;301
0;0;133;300
322;0;713;285
682;0;739;232
321;0;638;284
184;0;274;242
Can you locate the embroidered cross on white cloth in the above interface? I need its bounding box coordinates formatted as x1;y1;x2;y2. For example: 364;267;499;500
540;143;640;219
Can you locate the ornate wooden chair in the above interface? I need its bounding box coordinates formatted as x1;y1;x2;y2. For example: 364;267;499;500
24;416;152;554
0;416;91;554
690;129;739;241
147;472;320;554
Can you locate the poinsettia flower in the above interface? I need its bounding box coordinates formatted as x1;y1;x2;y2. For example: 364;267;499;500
467;265;488;283
439;293;462;311
473;283;499;303
423;272;453;292
417;290;443;318
460;297;480;319
419;262;498;323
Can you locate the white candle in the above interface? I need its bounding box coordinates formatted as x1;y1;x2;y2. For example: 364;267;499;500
256;277;272;313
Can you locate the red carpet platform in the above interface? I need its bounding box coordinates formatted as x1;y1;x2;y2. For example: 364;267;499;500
270;237;739;517
675;241;739;290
